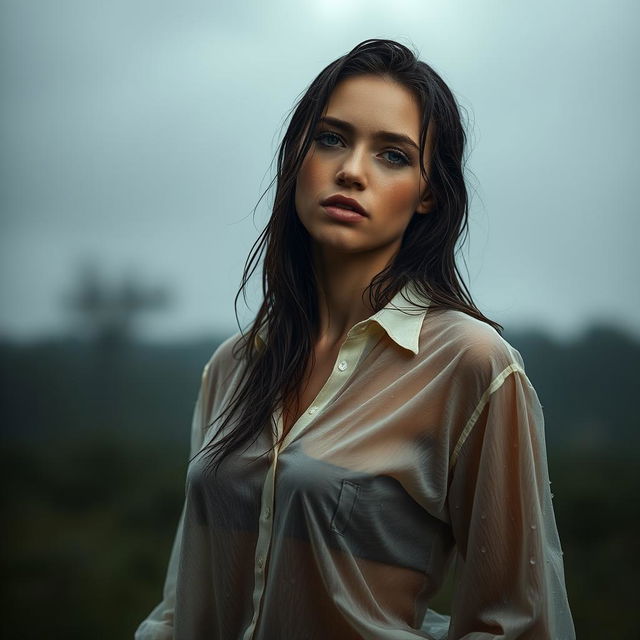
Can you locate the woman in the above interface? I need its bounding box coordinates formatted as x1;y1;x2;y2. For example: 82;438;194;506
135;39;576;639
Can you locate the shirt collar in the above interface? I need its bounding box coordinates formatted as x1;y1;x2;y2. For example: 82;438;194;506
254;279;430;355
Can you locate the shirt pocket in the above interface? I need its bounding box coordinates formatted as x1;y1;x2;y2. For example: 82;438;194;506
330;479;360;536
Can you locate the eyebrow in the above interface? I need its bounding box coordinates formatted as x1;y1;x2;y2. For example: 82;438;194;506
316;116;420;152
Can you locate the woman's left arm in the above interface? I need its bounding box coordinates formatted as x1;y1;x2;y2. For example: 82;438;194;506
446;364;576;639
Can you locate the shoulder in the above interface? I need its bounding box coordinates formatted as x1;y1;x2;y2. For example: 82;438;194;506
194;331;249;426
202;330;248;384
421;308;525;385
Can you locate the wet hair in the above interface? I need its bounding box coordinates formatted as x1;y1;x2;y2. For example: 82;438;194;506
196;38;503;476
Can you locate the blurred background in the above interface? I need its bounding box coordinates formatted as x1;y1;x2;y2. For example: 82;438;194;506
1;1;638;638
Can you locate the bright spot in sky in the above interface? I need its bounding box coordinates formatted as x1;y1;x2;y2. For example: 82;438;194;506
311;0;365;21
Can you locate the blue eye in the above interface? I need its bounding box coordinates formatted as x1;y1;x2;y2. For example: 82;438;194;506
314;130;411;168
382;149;410;166
315;131;342;147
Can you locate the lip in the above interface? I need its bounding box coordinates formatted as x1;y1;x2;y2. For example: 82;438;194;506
320;194;368;217
322;205;367;223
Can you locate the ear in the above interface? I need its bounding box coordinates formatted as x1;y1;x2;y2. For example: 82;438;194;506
415;186;435;215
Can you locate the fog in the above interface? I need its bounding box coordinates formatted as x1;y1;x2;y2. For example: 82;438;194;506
1;0;638;341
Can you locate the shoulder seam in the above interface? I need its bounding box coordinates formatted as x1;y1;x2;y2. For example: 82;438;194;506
449;362;526;470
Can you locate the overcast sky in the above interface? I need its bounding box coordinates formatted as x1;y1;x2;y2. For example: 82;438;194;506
1;0;638;342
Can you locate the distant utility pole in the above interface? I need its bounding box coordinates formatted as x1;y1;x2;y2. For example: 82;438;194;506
61;261;172;347
60;261;174;430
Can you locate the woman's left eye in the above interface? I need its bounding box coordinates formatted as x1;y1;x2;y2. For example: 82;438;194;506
382;149;410;166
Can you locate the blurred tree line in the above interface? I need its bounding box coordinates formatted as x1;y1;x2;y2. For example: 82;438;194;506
0;267;638;638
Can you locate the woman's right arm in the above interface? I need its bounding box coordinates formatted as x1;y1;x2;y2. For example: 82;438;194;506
134;357;213;640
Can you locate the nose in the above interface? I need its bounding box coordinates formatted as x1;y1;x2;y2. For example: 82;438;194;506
335;147;367;189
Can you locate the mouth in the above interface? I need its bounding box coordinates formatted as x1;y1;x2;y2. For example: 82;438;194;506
320;194;368;217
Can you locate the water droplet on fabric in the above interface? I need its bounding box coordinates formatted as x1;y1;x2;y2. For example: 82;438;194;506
480;546;486;554
530;524;537;530
529;557;536;565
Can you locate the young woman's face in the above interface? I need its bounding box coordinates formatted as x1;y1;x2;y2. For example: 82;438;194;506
295;74;434;260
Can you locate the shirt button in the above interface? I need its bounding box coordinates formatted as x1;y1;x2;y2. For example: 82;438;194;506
308;406;318;414
338;360;348;371
257;557;264;570
264;507;271;519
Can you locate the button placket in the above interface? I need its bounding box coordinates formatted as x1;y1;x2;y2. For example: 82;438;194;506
278;337;368;451
242;448;279;640
242;331;374;639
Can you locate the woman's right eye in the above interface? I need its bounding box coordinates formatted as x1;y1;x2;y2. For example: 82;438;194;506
315;131;342;147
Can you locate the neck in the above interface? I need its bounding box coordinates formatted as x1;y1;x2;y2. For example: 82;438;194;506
311;242;399;348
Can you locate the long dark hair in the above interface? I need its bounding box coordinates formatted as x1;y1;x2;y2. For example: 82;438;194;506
196;38;503;477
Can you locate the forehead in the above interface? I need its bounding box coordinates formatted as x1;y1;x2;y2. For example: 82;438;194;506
322;74;422;138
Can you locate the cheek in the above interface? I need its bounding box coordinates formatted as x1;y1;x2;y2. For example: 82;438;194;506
297;153;323;194
381;176;422;211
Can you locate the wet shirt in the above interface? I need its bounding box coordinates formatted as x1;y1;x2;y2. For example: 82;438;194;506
135;281;576;639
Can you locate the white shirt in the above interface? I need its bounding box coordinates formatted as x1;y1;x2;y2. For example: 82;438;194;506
135;280;576;639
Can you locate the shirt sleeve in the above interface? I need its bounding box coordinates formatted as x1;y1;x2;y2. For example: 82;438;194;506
446;363;576;639
134;360;211;640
